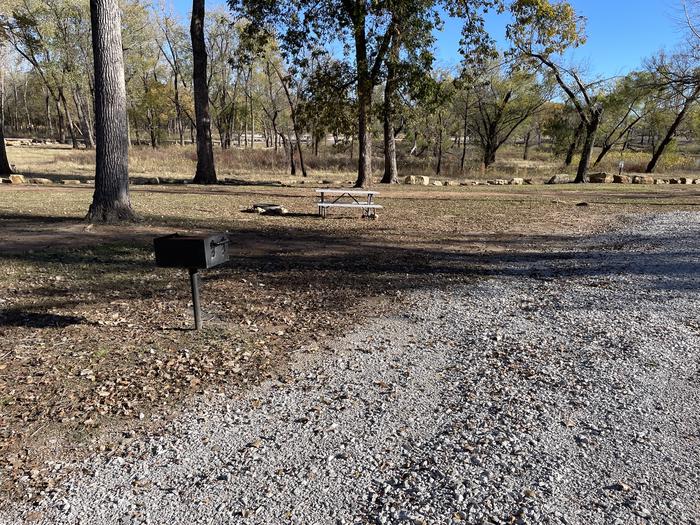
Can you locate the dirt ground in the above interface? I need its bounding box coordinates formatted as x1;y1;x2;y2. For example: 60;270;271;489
1;148;699;501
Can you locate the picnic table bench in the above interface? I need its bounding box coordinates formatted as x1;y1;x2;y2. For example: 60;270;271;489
316;189;382;218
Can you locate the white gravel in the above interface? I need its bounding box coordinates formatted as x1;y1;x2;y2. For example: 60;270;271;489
2;211;699;525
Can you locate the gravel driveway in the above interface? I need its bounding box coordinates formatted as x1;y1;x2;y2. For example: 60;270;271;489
3;211;699;525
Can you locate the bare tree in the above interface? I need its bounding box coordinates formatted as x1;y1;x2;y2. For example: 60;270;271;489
644;52;700;173
191;0;217;184
86;0;134;221
381;27;399;184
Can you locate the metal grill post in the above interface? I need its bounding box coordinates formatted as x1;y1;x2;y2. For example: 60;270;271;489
188;268;203;330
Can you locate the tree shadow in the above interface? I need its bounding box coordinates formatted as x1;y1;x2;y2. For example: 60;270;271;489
0;310;87;328
1;209;698;324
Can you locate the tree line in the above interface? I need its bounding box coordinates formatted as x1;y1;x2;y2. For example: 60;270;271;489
1;0;700;220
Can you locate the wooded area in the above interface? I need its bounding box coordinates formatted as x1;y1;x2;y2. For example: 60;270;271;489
1;0;700;219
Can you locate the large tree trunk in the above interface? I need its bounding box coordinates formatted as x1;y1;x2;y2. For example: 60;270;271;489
483;142;497;168
353;13;372;188
0;125;13;175
86;0;134;222
381;32;398;184
190;0;217;184
0;72;12;175
574;112;601;183
381;105;398;183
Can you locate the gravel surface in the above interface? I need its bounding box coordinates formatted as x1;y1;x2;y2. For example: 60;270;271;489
2;211;699;525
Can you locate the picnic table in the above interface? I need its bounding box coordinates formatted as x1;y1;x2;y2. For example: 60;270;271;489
316;189;382;218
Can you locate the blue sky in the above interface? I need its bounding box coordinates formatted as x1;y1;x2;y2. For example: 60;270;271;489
435;0;685;76
173;0;685;77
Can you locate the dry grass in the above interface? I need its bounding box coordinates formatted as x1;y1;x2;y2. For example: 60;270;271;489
1;144;699;501
7;141;700;185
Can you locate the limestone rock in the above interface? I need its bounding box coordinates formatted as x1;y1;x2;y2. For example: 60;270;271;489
404;175;417;185
509;177;524;185
613;175;631;184
420;176;430;186
432;181;443;186
61;179;81;185
632;175;654;185
9;174;25;184
546;174;571;185
250;203;288;215
589;172;612;184
29;178;53;185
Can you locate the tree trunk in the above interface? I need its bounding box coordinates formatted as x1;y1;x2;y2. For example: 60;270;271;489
273;65;307;177
593;143;613;167
250;92;255;149
523;130;531;160
55;98;66;143
483;143;497;168
13;82;20;132
460;100;469;173
73;85;95;148
87;0;134;222
59;88;79;149
574;113;601;183
23;78;33;131
565;120;584;166
1;71;5;132
280;132;295;175
148;109;158;148
174;70;184;146
0;82;14;174
353;13;372;188
436;112;444;175
380;33;398;184
0;125;13;175
45;90;53;137
293;126;306;177
190;0;217;184
645;88;700;173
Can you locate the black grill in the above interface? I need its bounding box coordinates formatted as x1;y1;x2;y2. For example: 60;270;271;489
154;232;230;269
153;232;230;330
